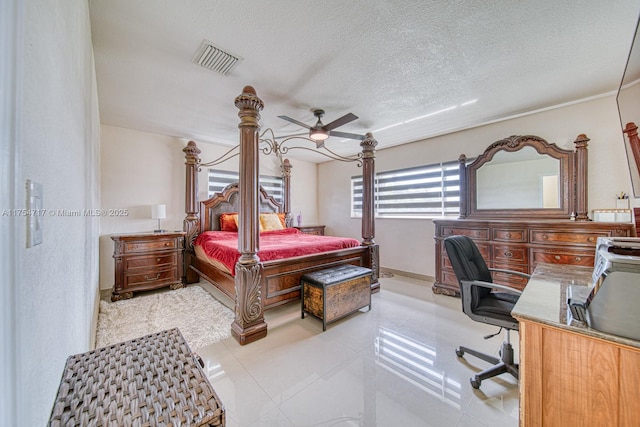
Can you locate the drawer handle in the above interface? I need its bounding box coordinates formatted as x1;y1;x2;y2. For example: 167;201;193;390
156;257;162;262
554;255;561;260
587;237;595;242
164;242;171;246
144;273;161;281
505;232;511;238
475;231;481;236
504;251;513;258
575;257;582;262
541;234;549;240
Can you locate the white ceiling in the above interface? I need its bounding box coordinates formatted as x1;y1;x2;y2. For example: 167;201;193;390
88;0;640;163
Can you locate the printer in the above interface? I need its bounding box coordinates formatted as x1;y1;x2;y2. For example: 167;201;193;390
592;237;640;283
581;237;640;341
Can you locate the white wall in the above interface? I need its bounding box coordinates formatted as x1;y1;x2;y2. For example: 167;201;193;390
319;95;638;279
7;0;101;425
99;125;319;290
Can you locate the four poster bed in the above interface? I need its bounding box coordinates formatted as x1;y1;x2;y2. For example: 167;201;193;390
183;86;380;345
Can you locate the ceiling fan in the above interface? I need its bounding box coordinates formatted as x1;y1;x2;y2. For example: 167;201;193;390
278;109;365;148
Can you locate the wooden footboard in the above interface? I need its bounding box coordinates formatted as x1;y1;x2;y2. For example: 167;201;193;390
190;246;378;309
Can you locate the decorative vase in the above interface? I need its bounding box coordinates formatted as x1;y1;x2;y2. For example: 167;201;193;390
296;212;302;226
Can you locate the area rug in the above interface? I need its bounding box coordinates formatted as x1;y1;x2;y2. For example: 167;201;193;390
96;285;235;350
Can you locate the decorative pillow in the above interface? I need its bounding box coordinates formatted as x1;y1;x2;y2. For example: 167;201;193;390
260;213;285;231
277;212;287;227
219;213;239;232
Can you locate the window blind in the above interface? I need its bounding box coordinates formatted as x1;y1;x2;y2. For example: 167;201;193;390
351;160;464;217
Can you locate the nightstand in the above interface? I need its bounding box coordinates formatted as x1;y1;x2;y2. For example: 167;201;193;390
294;225;325;236
111;231;186;301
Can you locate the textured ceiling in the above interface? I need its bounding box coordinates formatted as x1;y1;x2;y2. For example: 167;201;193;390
89;0;640;162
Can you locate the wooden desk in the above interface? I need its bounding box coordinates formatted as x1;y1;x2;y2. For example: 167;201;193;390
512;263;640;426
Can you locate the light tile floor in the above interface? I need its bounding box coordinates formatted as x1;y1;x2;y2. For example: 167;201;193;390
196;275;520;427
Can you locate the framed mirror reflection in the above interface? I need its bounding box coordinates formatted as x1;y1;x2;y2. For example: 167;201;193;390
617;14;640;197
459;134;587;220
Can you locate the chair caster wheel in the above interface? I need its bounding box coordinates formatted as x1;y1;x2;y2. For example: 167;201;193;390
455;348;464;357
470;378;481;389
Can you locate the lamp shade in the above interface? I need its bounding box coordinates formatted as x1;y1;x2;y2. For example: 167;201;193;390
151;204;166;219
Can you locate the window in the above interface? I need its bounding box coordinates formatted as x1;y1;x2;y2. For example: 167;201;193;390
208;169;284;204
351;160;465;218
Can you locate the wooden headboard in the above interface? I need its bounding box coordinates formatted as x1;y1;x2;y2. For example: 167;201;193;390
199;183;282;233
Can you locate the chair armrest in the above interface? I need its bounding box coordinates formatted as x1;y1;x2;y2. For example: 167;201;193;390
488;268;531;280
460;279;523;295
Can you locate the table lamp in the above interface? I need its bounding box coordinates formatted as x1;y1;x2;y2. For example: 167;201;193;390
151;204;166;233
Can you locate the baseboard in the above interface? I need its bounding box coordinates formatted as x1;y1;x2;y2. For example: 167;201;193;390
380;267;434;283
99;288;112;301
91;288;101;350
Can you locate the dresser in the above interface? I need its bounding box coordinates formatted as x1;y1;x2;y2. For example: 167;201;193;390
294;225;325;236
433;218;635;296
111;232;186;301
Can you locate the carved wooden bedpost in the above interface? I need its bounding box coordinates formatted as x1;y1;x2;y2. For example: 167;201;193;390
623;122;640;190
232;86;268;345
360;132;380;289
183;141;201;284
457;154;467;219
574;134;590;221
282;158;293;227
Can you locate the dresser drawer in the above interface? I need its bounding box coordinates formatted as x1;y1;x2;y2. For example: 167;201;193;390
125;253;177;270
123;238;179;253
442;241;490;264
492;228;526;242
530;230;604;247
493;245;528;264
441;268;461;287
530;248;594;267
492;262;529;290
440;227;489;240
124;266;178;288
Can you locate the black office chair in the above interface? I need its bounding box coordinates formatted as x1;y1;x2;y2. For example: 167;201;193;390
443;235;530;389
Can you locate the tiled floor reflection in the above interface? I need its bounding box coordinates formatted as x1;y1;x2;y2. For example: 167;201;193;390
195;275;520;427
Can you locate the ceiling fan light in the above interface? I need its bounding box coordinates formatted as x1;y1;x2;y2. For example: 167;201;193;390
309;128;329;141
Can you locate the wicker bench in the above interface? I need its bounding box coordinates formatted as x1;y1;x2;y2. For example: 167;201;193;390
301;264;372;331
48;328;225;426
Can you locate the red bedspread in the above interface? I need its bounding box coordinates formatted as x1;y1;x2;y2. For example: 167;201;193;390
194;228;361;276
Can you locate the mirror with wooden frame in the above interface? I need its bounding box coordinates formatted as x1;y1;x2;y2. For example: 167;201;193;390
618;15;640;197
458;134;589;220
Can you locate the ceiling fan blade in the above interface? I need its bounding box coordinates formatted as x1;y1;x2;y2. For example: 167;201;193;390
273;132;308;140
323;113;358;131
329;130;366;141
278;115;311;129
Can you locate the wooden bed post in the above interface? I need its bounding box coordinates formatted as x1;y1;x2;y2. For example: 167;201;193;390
183;140;201;284
360;132;380;289
231;86;268;345
457;154;467;219
282;158;293;227
574;134;589;221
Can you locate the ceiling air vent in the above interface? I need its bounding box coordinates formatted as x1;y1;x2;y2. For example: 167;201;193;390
192;40;242;76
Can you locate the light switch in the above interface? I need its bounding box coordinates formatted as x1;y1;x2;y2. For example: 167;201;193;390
26;179;43;247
